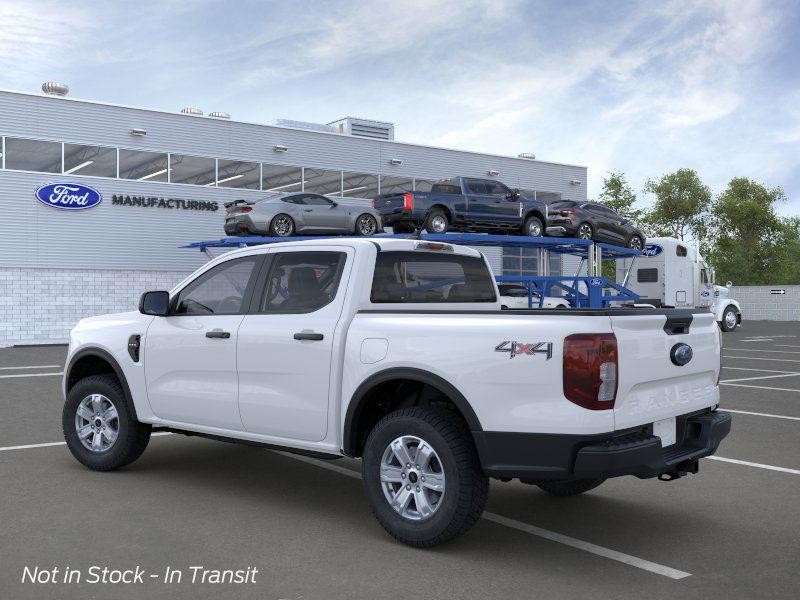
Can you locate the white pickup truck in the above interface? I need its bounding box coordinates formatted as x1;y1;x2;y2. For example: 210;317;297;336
62;238;731;547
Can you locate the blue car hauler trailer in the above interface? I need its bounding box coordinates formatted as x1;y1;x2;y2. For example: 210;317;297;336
183;233;642;309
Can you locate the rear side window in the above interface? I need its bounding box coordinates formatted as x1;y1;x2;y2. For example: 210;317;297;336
430;180;462;194
637;268;659;283
259;251;346;313
371;252;496;303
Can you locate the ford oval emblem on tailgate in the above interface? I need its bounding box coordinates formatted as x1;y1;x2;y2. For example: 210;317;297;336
35;183;102;210
670;343;693;366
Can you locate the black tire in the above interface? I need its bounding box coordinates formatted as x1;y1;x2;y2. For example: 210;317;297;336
424;209;449;234
362;407;489;547
355;213;379;236
522;215;544;237
535;478;605;497
62;374;151;471
576;222;594;240
720;306;738;332
627;235;644;251
269;213;295;237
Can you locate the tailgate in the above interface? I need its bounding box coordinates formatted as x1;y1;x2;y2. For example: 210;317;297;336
611;310;720;430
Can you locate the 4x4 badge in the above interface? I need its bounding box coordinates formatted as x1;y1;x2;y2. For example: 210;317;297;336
495;341;553;360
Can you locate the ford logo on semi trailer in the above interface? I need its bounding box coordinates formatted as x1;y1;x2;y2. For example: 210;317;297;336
641;244;664;257
35;183;102;210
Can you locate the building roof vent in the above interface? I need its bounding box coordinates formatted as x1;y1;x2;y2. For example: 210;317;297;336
328;117;395;141
518;152;536;160
209;111;230;119
268;119;337;134
42;82;69;97
180;107;204;116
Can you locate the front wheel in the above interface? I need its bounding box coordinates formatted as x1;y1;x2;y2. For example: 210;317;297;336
535;478;605;496
63;374;151;471
522;215;544;237
355;213;379;236
576;222;593;240
362;407;488;547
720;306;738;332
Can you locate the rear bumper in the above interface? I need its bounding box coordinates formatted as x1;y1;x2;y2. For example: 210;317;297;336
473;409;731;481
224;215;270;236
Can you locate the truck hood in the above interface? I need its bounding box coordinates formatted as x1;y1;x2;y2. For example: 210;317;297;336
73;310;152;332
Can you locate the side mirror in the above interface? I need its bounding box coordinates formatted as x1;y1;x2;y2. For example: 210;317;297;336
139;291;170;316
329;201;338;208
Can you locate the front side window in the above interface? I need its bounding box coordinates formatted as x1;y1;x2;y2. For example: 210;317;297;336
303;194;335;206
371;251;496;303
260;252;346;313
173;257;258;315
484;181;512;197
465;179;489;195
4;138;61;173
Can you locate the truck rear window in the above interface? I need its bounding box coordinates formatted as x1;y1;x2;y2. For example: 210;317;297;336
371;252;497;303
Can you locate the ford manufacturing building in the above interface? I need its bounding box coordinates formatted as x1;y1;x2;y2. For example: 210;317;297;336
0;85;587;347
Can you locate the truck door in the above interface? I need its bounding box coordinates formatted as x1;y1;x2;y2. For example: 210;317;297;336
236;246;353;442
697;262;714;307
144;256;261;430
465;178;518;226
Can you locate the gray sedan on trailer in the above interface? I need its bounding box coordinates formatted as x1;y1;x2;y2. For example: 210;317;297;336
224;192;383;237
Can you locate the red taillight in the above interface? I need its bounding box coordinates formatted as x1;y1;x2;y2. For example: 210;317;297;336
563;333;618;410
560;209;577;215
241;207;252;213
402;193;414;211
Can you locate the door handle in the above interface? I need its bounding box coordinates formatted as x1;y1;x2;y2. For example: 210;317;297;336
293;332;324;341
303;209;313;212
206;330;231;339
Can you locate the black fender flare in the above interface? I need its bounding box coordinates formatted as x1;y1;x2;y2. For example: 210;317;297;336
523;209;546;225
66;347;139;422
342;367;482;457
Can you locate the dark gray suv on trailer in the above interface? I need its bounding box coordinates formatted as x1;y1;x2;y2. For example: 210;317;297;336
224;192;383;237
546;200;646;249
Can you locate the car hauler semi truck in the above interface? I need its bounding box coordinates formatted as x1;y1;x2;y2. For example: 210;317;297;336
616;236;742;331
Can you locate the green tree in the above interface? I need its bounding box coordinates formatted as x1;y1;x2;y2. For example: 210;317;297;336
642;169;711;241
706;177;793;285
597;171;643;226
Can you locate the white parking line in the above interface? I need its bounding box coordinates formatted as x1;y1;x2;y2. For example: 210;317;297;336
0;365;62;370
773;344;800;349
708;456;800;475
720;382;800;393
280;452;691;579
725;348;800;354
724;409;800;422
725;356;800;364
0;432;172;452
722;366;799;374
0;372;63;379
720;373;800;383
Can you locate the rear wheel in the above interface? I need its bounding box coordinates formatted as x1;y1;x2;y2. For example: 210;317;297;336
522;215;544;237
424;210;449;234
63;374;151;471
269;214;295;237
576;222;593;240
720;306;738;332
627;235;644;251
362;407;488;547
535;478;605;496
355;213;379;236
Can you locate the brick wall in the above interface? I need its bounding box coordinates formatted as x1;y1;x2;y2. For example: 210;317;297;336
729;285;800;321
0;268;190;347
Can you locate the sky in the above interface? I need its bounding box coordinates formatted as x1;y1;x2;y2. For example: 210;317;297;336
1;0;799;213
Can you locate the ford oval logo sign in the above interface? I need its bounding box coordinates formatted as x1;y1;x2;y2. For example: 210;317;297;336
670;343;693;366
35;183;102;210
588;277;603;287
642;244;663;257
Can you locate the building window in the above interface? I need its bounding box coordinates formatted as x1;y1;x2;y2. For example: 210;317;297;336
262;163;302;193
217;159;260;189
379;175;413;195
414;178;436;192
341;172;378;198
63;144;117;177
4;138;61;173
119;149;168;182
304;168;342;196
170;154;216;186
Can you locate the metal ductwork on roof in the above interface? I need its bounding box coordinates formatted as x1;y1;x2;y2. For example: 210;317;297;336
209;111;230;119
269;119;337;134
180;107;203;116
329;117;395;140
42;82;69;97
518;152;536;160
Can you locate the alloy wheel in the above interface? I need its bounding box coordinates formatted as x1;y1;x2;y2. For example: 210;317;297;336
273;216;293;236
358;215;377;236
380;435;446;521
526;220;543;237
74;394;120;453
725;310;737;329
430;215;448;233
577;224;593;240
629;236;643;250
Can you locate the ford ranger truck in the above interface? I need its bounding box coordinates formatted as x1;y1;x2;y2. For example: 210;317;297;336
372;177;549;237
62;238;731;547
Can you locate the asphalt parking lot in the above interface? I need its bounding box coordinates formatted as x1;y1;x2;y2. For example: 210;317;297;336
1;321;799;600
